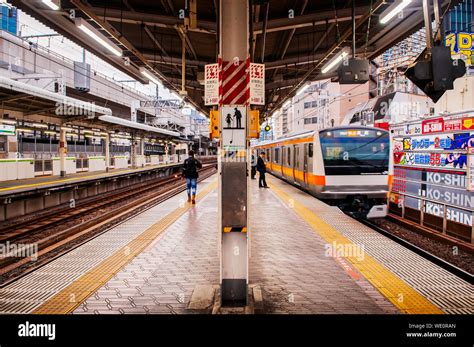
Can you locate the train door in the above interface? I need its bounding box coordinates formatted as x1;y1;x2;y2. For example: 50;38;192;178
279;147;283;176
293;145;298;183
303;143;309;186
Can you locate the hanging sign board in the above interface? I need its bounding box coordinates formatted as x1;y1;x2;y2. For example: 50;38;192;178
249;63;265;105
204;63;219;105
0;124;15;136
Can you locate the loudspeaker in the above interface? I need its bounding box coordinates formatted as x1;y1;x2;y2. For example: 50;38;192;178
338;59;369;84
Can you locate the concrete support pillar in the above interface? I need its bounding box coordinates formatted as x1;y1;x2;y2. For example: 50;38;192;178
219;0;249;306
105;133;110;172
131;135;137;168
164;142;169;163
59;127;67;177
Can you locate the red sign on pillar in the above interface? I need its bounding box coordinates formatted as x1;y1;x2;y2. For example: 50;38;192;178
219;57;249;105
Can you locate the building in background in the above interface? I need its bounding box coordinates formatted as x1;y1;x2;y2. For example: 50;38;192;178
271;79;369;138
446;0;473;33
0;2;17;35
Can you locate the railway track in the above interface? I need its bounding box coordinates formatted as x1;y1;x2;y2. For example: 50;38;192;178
0;164;217;286
265;170;473;284
354;216;474;285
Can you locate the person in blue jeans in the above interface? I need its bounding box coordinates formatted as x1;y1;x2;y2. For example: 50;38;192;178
182;150;202;204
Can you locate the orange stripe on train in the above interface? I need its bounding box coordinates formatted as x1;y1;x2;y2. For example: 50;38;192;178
265;163;325;186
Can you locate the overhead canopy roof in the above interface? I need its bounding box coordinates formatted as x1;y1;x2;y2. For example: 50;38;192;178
13;0;460;119
0;75;112;117
0;76;181;138
99;114;180;137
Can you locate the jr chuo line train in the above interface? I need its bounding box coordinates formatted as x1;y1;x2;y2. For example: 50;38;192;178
253;126;392;218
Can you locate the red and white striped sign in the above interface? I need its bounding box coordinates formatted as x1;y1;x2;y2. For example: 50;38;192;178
219;57;249;105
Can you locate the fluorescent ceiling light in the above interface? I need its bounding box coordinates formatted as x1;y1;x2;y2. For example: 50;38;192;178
16;128;33;132
32;123;48;129
296;84;309;96
170;92;183;101
283;100;291;108
42;0;60;10
140;68;162;86
380;0;412;24
1;119;17;125
321;49;350;74
75;18;122;57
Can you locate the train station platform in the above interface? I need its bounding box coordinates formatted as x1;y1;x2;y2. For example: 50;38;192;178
0;175;472;314
0;162;185;197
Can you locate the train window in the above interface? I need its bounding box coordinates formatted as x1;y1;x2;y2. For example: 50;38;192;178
319;129;389;175
275;148;279;162
287;147;291;165
308;144;313;158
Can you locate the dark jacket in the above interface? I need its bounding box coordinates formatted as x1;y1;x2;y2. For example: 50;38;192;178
257;156;266;173
182;157;202;179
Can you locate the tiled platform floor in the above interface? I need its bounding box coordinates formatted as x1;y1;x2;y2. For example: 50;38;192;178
74;176;396;314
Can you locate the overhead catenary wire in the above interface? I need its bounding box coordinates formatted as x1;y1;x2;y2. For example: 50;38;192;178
270;75;407;128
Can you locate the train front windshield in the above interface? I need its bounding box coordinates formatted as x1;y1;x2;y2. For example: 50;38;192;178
319;128;390;175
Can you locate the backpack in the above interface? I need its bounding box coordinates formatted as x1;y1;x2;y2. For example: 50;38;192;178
183;158;198;178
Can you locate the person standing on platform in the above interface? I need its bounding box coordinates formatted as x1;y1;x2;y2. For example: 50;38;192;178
182;150;202;204
257;152;269;188
251;152;257;179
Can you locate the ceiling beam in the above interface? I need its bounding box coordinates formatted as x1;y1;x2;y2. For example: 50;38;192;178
254;6;369;34
272;0;308;78
0;93;34;103
271;0;386;113
70;0;185;100
278;0;308;60
11;0;147;84
121;0;182;75
90;7;215;34
251;3;260;61
365;0;454;59
90;6;369;35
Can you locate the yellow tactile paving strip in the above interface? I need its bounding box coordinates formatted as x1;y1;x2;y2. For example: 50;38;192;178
269;182;444;314
33;179;218;314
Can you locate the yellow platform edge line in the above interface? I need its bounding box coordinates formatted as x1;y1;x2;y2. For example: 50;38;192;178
268;181;444;315
32;178;217;314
